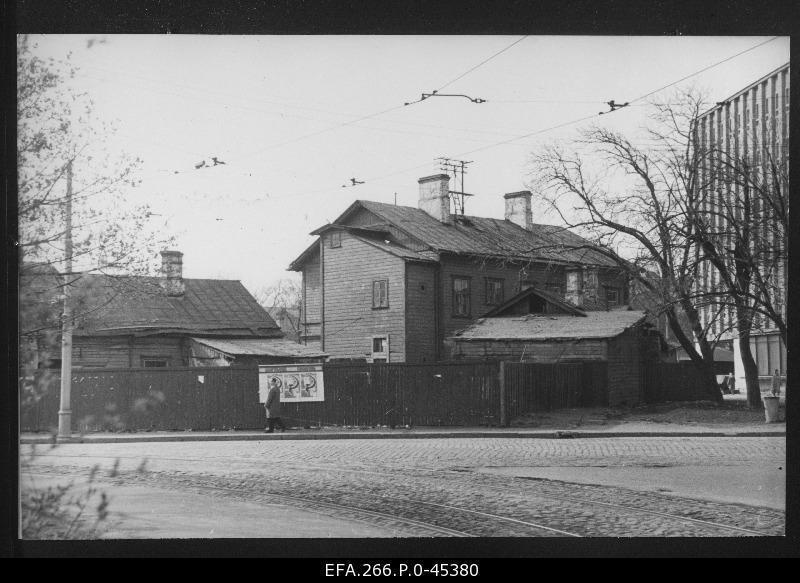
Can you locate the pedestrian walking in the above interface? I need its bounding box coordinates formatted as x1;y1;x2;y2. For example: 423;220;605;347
265;377;286;433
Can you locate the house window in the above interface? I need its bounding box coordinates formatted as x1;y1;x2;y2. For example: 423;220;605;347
372;279;389;309
452;277;471;317
371;335;389;363
141;357;169;368
485;278;504;306
605;288;619;307
330;231;342;248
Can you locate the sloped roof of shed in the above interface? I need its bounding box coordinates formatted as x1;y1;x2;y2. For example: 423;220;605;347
450;310;648;341
70;274;281;337
191;337;327;358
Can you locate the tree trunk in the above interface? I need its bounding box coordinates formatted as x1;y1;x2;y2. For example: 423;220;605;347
738;329;762;410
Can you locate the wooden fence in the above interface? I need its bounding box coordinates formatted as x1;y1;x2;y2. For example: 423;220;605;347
503;362;608;416
20;359;709;433
281;362;501;428
20;367;262;433
642;362;715;403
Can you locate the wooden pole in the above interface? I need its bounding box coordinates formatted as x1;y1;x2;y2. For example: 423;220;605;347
57;159;73;439
499;360;507;427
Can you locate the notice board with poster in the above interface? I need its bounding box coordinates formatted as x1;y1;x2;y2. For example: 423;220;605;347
258;364;325;403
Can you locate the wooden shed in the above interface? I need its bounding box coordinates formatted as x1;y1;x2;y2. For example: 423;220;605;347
446;288;663;406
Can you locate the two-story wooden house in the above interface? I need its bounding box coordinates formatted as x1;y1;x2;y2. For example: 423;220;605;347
289;174;627;363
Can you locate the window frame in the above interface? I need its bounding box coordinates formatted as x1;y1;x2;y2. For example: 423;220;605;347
484;277;504;306
370;335;389;363
605;287;620;307
451;276;472;318
330;230;342;248
141;357;170;368
372;279;389;309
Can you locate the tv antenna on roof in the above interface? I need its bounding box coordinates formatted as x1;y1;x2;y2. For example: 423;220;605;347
437;157;475;215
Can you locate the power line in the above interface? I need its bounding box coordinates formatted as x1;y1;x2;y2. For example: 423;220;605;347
435;36;528;92
630;36;781;103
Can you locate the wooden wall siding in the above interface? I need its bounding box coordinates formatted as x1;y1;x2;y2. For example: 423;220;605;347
302;254;321;330
590;269;629;311
73;336;187;368
20;367;265;432
404;262;437;363
438;255;566;342
448;339;608;362
504;362;608;412
322;233;407;362
345;207;429;252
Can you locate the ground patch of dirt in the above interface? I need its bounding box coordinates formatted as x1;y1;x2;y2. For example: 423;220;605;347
510;399;780;428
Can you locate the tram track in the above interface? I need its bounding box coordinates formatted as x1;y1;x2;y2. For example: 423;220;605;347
23;448;784;537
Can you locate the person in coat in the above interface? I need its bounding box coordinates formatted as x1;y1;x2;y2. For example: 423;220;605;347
265;377;286;433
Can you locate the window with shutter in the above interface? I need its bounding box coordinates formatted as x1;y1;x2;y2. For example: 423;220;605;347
372;279;389;309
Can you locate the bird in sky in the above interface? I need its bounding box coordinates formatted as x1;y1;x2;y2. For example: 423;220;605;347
195;160;206;169
342;177;365;187
212;157;226;166
86;37;107;49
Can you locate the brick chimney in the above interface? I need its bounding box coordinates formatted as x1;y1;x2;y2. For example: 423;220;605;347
418;174;452;224
160;250;185;297
504;191;533;230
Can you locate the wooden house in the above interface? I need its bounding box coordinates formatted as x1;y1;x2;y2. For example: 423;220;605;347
25;251;326;369
289;174;628;363
446;287;663;406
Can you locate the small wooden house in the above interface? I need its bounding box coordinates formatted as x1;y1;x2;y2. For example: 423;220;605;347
25;251;326;369
446;287;663;406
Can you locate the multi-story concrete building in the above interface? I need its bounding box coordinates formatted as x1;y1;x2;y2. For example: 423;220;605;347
289;174;628;363
695;63;789;391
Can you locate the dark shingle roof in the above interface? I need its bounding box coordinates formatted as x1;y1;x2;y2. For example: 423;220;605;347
71;274;280;337
355;200;617;266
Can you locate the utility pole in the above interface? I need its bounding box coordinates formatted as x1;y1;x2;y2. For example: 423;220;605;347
57;159;73;439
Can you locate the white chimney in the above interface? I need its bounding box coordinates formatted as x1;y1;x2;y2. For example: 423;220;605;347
504;191;533;231
418;174;452;224
160;250;185;297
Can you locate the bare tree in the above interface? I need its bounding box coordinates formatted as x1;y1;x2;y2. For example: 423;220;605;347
529;91;725;402
254;277;302;311
18;36;173;388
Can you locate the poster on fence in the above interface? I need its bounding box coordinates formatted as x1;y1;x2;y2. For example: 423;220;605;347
258;364;325;403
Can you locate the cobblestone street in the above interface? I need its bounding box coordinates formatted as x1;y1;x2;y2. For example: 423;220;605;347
21;436;785;538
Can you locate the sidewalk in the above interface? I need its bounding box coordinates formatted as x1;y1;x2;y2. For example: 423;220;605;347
20;420;785;445
20;396;786;445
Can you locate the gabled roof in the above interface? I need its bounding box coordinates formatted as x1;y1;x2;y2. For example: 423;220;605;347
482;286;586;318
69;274;281;337
450;310;648;341
292;200;618;268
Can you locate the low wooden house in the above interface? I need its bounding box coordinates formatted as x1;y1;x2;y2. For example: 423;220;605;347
446;287;663;406
25;251;326;369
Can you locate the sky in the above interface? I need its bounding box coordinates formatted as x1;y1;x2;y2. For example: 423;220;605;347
22;35;790;295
